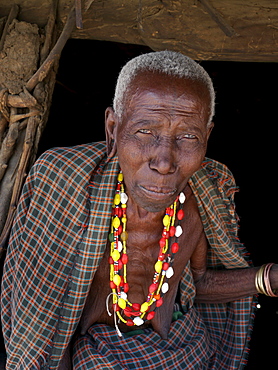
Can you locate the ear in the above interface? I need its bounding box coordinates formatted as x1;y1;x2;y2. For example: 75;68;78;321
105;107;118;158
206;121;214;139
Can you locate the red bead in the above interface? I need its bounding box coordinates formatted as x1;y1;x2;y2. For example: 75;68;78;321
159;238;166;248
115;225;123;236
110;281;116;289
126;319;134;326
149;283;158;294
124;307;133;317
162;230;169;239
122;254;128;264
171;242;179;254
158;254;165;261
118;259;123;270
120;276;124;287
162;262;169;271
169;226;176;237
108;256;114;264
132;310;142;316
132;303;141;311
146;311;156;320
123;283;129;293
165;208;174;217
114;207;122;218
177;209;184;220
156;298;163;307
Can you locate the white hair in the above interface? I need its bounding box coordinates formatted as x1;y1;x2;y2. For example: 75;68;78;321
113;50;215;125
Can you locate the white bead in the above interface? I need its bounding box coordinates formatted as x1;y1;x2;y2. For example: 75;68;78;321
117;241;123;252
166;267;174;279
133;317;144;326
161;282;169;293
120;292;127;300
175;225;183;237
179;192;186;204
120;192;128;204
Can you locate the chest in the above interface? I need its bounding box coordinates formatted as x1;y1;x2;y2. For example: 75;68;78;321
93;190;203;304
79;189;204;336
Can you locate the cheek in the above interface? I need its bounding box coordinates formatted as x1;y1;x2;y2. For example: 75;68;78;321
116;137;145;176
178;145;207;174
117;132;147;162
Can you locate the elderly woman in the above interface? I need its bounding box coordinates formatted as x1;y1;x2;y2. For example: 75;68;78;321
1;51;278;370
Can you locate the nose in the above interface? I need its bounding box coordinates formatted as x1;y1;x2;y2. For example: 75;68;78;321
149;138;177;175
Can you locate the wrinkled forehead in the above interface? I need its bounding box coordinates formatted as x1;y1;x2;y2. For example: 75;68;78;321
122;71;211;119
126;71;209;101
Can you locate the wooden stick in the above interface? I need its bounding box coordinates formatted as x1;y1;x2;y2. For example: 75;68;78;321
0;114;8;147
0;4;19;51
26;6;76;92
0;116;39;254
40;0;59;64
198;0;238;37
0;117;20;182
7;88;39;109
75;0;83;29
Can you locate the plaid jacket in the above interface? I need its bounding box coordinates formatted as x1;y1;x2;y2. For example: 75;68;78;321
1;142;254;369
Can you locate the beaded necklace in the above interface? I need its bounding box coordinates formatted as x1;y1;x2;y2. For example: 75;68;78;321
107;171;185;336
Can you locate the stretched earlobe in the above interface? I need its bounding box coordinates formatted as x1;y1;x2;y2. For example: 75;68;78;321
105;107;117;158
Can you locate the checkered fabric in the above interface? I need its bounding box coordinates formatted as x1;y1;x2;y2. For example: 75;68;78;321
1;142;255;369
73;308;214;370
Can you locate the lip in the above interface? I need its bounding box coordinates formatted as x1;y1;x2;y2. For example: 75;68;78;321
139;185;177;199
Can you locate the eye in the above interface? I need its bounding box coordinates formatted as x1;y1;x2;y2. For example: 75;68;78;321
138;129;152;134
184;133;197;139
177;133;197;140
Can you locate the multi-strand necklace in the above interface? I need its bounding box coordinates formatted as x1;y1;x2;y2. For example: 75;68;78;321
107;171;185;336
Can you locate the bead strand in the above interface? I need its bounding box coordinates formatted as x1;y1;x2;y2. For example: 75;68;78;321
108;171;186;328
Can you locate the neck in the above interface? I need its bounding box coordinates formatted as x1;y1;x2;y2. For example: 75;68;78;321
125;190;166;223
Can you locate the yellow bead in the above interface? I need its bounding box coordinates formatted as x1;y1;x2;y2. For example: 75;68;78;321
155;260;163;273
140;302;149;312
112;217;120;229
163;214;170;227
118;298;126;309
118;172;124;182
113;274;121;286
122;216;127;223
111;250;120;261
121;231;128;241
121;204;127;208
114;193;121;205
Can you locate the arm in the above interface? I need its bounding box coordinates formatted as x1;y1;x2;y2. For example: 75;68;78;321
190;235;278;304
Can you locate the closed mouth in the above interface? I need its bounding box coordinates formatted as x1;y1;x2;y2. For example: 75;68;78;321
139;185;177;197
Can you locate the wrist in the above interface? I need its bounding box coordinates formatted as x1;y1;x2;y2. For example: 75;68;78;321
255;263;278;297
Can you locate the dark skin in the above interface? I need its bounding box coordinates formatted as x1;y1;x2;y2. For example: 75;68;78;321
58;72;278;369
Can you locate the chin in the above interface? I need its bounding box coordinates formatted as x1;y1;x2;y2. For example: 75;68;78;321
137;197;175;213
